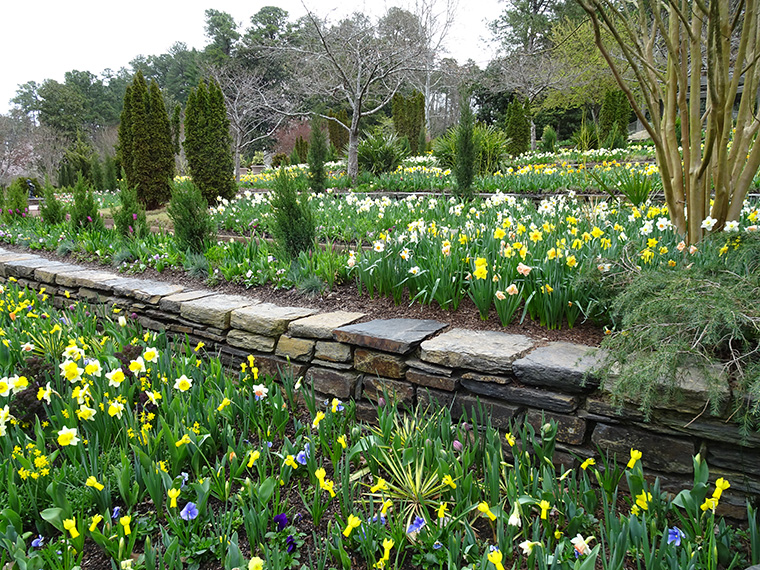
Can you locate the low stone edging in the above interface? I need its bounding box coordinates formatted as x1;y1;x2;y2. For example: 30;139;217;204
0;247;753;517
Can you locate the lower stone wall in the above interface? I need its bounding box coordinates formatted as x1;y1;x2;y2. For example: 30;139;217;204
0;247;755;517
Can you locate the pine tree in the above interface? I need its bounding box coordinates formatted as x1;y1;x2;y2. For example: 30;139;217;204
183;79;236;204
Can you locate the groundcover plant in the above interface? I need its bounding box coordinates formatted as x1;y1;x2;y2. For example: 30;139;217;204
0;282;755;569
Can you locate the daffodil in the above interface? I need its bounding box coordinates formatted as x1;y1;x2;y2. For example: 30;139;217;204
63;517;79;538
478;502;497;521
285;455;298;469
89;514;103;532
174;375;192;392
442;474;457;489
538;499;551;520
57;426;79;447
337;434;347;449
175;434;191;447
487;548;504;570
627;449;642;469
217;397;232;411
437;502;448;519
343;514;361;537
120;515;131;535
312;410;326;428
371;477;388;493
168;488;181;508
581;458;595;470
86;476;104;491
247;450;260;468
713;477;730;499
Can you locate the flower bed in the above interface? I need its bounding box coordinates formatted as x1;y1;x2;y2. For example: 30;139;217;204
0;277;755;569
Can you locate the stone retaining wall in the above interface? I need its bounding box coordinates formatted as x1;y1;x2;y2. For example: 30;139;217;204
0;247;754;517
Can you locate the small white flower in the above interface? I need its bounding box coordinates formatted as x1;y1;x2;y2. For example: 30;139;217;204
701;216;718;231
723;220;739;232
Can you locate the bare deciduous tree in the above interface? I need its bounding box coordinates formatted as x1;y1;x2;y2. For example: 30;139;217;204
206;62;288;180
579;0;760;243
0;114;36;185
284;9;424;181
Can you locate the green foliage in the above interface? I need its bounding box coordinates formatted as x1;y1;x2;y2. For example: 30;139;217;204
271;153;289;168
289;146;301;166
505;97;530;156
357;132;409;175
4;179;28;221
433;123;508;176
392;91;426;155
294;136;309;164
90;154;104;191
112;176;149;238
454;95;475;199
327;110;349;154
270;168;314;259
307;118;329;193
167;180;215;253
59;133;94;187
171;103;182;155
183;79;236;205
598;90;630;149
586;235;760;422
39;181;67;225
69;174;105;233
540;124;557;153
104;154;119;191
118;71;174;210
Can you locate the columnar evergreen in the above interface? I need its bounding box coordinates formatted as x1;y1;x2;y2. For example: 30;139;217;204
184;79;236;204
505;97;530;156
117;71;174;209
392;91;426;155
454;94;475;200
307;117;328;193
327;110;349;154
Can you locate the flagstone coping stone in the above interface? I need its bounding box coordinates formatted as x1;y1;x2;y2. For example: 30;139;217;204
231;303;317;336
3;256;69;279
334;318;447;354
180;295;258;329
159;290;218;313
419;329;534;374
56;269;124;290
288;311;365;339
108;279;186;304
35;263;86;283
512;342;605;393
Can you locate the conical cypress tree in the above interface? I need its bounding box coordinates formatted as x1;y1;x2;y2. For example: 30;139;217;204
146;81;174;207
505;98;530;156
118;71;174;209
118;85;134;183
184;79;235;204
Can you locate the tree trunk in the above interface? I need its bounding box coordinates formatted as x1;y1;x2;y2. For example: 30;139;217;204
234;130;242;183
347;112;361;184
530;119;537;151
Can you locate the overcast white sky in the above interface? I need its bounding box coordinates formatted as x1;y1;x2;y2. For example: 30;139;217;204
1;0;501;114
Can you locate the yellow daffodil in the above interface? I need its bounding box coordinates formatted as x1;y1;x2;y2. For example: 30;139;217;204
175;434;191;447
442;474;457;489
120;515;131;535
713;478;730;499
337;434;347;449
538;500;551;520
438;502;448;519
168;488;181;508
343;514;362;537
627;449;642;469
217;397;232;411
581;458;595;470
312;411;326;428
285;455;298;469
248;556;264;570
505;432;516;446
57;426;79;447
86;476;104;491
478;502;497;521
247;450;260;468
371;477;388;493
635;491;651;511
89;514;103;532
487;548;504;570
63;517;79;538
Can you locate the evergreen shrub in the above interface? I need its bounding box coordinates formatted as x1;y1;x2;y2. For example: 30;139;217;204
112;176;148;238
167;180;214;253
69;175;104;233
270;168;314;259
39;181;67;225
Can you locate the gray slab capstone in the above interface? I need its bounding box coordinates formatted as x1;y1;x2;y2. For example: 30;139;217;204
288;311;365;339
231;303;317;336
180;294;257;329
334;318;447;354
512;342;604;393
419;329;534;374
